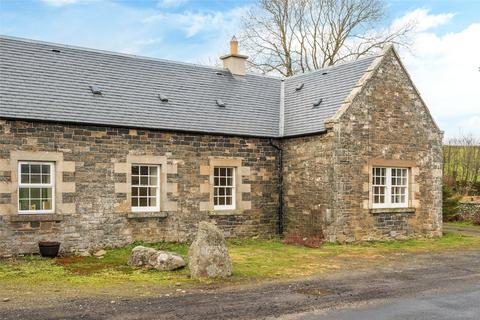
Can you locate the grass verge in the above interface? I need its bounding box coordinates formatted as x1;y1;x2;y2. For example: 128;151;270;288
1;232;479;298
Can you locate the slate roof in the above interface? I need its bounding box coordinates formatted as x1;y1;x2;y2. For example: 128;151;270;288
0;35;378;138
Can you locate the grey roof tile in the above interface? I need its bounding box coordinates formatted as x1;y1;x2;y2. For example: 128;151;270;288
283;55;378;136
0;36;378;138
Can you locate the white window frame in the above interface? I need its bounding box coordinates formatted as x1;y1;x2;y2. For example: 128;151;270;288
131;164;160;212
213;167;236;211
18;161;55;214
372;167;409;209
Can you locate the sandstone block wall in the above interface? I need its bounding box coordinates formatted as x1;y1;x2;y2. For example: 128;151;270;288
0;120;279;256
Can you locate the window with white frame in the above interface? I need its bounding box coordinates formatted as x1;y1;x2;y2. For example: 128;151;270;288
372;167;409;208
18;162;55;214
214;167;235;210
131;164;160;212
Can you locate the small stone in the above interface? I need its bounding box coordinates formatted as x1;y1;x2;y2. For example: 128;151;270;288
176;289;181;292
2;298;10;302
165;294;170;297
79;251;91;257
93;249;107;257
128;246;185;271
110;300;115;304
175;282;181;286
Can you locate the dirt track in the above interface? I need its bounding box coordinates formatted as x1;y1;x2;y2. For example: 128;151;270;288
1;250;479;320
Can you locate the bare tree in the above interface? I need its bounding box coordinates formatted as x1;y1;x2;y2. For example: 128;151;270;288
240;0;415;76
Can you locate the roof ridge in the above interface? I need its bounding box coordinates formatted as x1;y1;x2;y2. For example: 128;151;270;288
285;54;381;80
0;34;281;80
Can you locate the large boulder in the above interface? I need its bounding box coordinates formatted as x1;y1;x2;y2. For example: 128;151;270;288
188;221;232;278
128;246;185;271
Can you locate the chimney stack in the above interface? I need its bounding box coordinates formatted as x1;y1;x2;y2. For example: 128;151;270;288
220;36;248;76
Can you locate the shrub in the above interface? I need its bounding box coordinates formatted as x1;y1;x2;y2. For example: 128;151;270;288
443;185;462;221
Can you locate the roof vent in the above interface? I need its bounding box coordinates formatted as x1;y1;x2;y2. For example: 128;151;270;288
295;83;304;91
216;99;226;108
313;98;323;107
89;85;102;95
51;49;61;53
159;94;169;102
322;71;328;75
215;71;223;75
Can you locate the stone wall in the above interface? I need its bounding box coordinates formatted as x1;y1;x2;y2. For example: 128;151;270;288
0;119;279;256
458;202;480;223
282;48;443;242
282;133;333;238
326;48;443;242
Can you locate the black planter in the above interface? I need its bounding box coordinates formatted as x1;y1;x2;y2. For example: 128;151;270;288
38;241;61;258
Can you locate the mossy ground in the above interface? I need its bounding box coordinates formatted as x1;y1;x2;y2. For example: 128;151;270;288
1;232;479;299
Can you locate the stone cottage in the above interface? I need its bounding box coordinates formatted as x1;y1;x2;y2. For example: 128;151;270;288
0;36;443;256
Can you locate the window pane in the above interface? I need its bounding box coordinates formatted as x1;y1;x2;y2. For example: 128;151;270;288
19;188;29;199
41;174;51;184
139;188;147;197
219;188;225;196
42;199;52;210
140;166;148;175
219;197;225;205
30;199;41;211
41;188;52;199
31;188;41;199
225;197;232;205
19;199;29;211
225;188;232;196
149;197;156;207
21;174;29;184
132;166;139;175
139;197;148;207
30;174;41;184
149;166;157;176
132;197;138;206
214;197;219;205
31;164;41;174
214;168;220;176
148;187;156;197
140;177;148;185
132;187;138;196
21;164;30;174
149;176;157;185
41;165;50;174
132;176;139;185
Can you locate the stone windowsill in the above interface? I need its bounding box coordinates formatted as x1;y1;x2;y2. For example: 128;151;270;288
208;209;243;216
127;212;168;219
9;214;64;222
370;208;416;215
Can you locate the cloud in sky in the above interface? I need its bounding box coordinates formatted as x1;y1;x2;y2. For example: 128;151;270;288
392;8;456;32
394;9;480;139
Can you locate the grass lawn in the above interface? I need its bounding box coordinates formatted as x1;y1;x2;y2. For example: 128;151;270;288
444;221;479;228
1;232;480;299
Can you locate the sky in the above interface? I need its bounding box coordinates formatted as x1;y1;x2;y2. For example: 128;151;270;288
0;0;479;140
